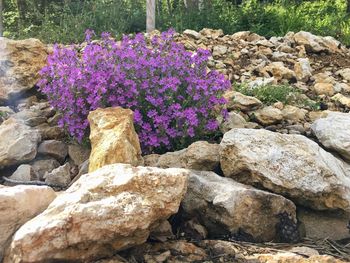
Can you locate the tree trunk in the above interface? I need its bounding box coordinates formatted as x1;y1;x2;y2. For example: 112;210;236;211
146;0;156;32
0;0;3;37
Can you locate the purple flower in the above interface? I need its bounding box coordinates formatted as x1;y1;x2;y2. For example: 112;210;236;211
38;29;231;153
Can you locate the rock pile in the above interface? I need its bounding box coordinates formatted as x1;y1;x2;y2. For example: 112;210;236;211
1;30;350;262
177;28;350;136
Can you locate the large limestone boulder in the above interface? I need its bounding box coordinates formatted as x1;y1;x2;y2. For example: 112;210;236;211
4;164;188;263
0;38;48;104
220;129;350;211
311;112;350;161
0;186;56;261
0;118;41;168
293;31;344;53
181;171;296;242
88;107;143;172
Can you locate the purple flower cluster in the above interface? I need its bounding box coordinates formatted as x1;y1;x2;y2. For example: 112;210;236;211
38;29;230;153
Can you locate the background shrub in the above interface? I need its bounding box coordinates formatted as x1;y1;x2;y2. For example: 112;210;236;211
3;0;350;45
38;30;230;154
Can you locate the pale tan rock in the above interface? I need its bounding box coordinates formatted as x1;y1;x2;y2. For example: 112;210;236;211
308;111;330;122
334;82;350;93
220;128;350;211
212;45;228;57
311;112;350;161
336;68;350;82
273;101;284;110
331;93;350;108
4;164;188;263
143;153;161;167
182;171;296;242
154;141;220;171
294;58;312;81
218;111;247;133
312;72;335;84
44;163;71;188
0;38;48;104
294;31;344;53
282;105;307;123
253;106;283;125
314;83;335;96
0;186;56;261
225;91;263;112
199;28;223;39
183;29;201;40
8;164;36;182
88;107;143;172
263;62;296;81
0;118;41;168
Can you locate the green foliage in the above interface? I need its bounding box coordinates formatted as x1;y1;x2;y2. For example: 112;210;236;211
235;82;322;110
2;0;350;45
235;83;298;105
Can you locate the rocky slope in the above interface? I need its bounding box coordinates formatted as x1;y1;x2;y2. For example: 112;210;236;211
0;30;350;262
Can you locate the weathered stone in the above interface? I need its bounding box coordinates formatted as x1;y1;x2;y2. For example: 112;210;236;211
334;82;350;93
68;144;91;166
35;123;65;140
253;106;283;125
8;164;36;181
0;186;56;261
88;107;143;173
308;111;330;122
44;163;71;188
336;68;350;82
183;29;201;40
199;28;223;39
294;58;312;81
30;158;60;180
312;72;335;84
331;93;350;108
294;31;344;53
155;141;220;171
297;207;350;240
4;164;188;262
263;62;296;81
37;140;68;163
0;38;48;104
212;45;228;57
220;128;350;211
182;170;296;242
218;111;247;133
143;154;160;167
314;83;335;96
225;91;263;112
282;105;307;123
0;118;41;168
248;77;275;88
311;112;350;161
